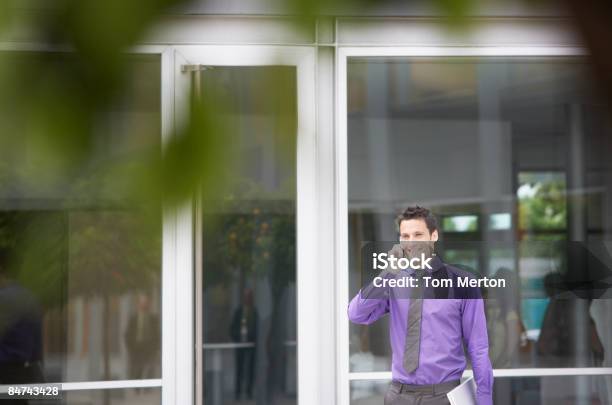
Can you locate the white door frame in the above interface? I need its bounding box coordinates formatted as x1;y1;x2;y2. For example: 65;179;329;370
163;44;318;405
334;44;612;405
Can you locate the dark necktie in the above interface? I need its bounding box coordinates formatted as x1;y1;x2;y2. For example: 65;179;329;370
403;268;425;373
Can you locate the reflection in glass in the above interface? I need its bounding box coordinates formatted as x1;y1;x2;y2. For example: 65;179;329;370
0;53;162;384
351;375;612;405
490;213;512;231
517;171;567;238
198;66;297;405
0;246;43;386
350;379;389;404
485;267;523;368
347;57;612;371
442;215;479;232
61;388;160;404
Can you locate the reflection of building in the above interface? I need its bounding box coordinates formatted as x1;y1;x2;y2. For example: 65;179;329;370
1;2;612;405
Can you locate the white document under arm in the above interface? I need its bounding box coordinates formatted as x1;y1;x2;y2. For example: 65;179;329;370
447;376;477;405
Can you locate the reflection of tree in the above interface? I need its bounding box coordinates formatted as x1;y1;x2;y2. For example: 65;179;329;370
203;178;296;398
204;202;295;291
69;209;160;384
204;165;295;283
519;176;567;233
0;211;66;309
69;210;160;294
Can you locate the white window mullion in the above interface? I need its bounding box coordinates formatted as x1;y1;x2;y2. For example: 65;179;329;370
162;47;195;405
348;368;612;380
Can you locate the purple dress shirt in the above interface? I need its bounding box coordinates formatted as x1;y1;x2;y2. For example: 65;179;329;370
348;255;494;405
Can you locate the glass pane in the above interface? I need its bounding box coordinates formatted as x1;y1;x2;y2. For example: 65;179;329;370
442;215;479;232
347;57;612;372
53;388;160;404
496;375;612;405
350;379;389;404
0;53;162;383
351;375;612;405
517;171;567;235
199;66;297;405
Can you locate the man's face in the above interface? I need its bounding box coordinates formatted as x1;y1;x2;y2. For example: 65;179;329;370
399;218;438;260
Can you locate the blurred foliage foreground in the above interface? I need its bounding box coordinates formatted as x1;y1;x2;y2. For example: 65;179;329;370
0;1;303;308
0;0;611;300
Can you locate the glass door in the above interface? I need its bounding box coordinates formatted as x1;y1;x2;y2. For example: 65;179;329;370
173;46;316;405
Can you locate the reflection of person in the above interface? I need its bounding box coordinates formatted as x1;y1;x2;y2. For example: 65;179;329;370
590;298;612;403
124;294;160;381
348;206;493;405
350;327;386;400
0;248;44;404
536;273;603;367
485;268;523;405
230;288;258;401
537;272;604;404
486;267;522;368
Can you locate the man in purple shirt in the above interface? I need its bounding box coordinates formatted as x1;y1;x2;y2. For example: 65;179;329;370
348;206;493;405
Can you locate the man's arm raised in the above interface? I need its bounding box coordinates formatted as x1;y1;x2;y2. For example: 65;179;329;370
347;244;405;324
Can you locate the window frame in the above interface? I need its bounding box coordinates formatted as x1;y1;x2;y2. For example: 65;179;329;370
335;44;612;405
170;44;318;405
0;44;167;397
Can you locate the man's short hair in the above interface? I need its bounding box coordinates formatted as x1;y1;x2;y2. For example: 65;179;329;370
397;206;438;234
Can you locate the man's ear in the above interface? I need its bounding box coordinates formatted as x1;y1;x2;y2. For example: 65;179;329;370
431;230;439;242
